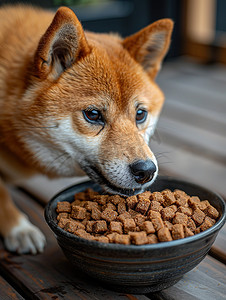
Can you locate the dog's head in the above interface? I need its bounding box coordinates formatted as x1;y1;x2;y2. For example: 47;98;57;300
22;7;173;196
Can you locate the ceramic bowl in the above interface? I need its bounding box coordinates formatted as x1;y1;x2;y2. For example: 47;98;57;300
45;176;225;294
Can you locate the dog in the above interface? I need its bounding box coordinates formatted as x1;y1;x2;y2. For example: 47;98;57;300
0;5;173;254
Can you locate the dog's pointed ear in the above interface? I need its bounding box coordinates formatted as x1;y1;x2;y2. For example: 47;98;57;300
33;7;90;80
122;19;173;79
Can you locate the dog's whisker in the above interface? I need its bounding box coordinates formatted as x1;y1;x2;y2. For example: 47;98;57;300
14;124;58;130
158;160;173;165
45;152;71;173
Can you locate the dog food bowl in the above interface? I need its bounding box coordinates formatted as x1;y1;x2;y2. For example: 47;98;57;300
45;176;225;294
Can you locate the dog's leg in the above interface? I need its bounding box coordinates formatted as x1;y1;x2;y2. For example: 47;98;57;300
0;179;46;254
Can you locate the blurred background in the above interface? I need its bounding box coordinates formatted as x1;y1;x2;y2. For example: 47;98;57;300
0;0;225;200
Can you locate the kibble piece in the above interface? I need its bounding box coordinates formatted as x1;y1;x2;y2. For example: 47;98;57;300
130;231;148;245
150;201;162;212
184;226;194;237
74;192;86;201
161;207;175;221
147;234;158;244
134;214;147;227
136;198;150;214
123;218;136;233
81;218;89;226
85;211;91;220
188;196;201;209
138;191;151;200
86;220;96;233
71;205;86;220
91;208;102;220
198;200;210;211
57;212;69;221
71;199;82;207
200;216;214;232
65;220;85;233
85;201;99;212
150;192;164;204
173;212;188;226
93;195;108;205
152;217;164;231
177;206;192;216
147;210;161;220
174;190;189;206
192;209;206;225
172;224;184;240
101;208;118;222
162;190;176;206
93;220;108;233
103;202;116;211
75;229;94;240
195;227;201;234
128;208;139;218
205;216;216;225
109;195;124;205
118;201;127;214
58;218;69;229
163;220;173;231
85;188;99;200
169;205;178;212
114;234;130;245
158;227;173;242
126;195;138;209
174;189;189;199
56;201;71;213
95;236;109;243
117;212;131;222
187;217;196;232
142;221;155;234
109;221;123;234
175;196;188;207
106;233;118;243
205;205;219;220
135;226;141;232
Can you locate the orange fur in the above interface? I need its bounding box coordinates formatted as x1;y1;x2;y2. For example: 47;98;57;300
0;5;173;253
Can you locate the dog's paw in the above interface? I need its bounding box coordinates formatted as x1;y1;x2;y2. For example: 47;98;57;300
4;216;46;255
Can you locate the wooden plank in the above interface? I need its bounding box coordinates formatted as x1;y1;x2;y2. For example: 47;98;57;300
0;188;149;300
159;58;226;84
151;256;226;300
0;276;24;300
156;117;226;164
209;223;226;264
162;100;226;137
157;71;226;117
151;140;226;199
19;175;88;206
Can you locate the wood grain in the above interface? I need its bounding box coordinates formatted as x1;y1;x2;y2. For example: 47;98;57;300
209;223;226;264
151;256;226;300
0;276;24;300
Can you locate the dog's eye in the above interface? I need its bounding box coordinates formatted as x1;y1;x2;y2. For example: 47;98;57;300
136;109;147;124
83;110;104;124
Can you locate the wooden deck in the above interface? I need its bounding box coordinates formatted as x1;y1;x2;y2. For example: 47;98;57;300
0;58;225;299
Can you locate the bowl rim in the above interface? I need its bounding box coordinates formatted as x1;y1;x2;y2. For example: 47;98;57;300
45;175;226;251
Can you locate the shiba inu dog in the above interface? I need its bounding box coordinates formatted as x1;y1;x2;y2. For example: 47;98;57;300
0;5;173;254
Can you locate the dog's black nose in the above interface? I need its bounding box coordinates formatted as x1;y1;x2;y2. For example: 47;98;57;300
130;160;156;184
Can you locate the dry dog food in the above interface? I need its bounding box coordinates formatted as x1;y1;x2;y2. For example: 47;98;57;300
56;188;219;245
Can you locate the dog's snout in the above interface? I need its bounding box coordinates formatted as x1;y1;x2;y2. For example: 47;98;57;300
130;159;156;184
